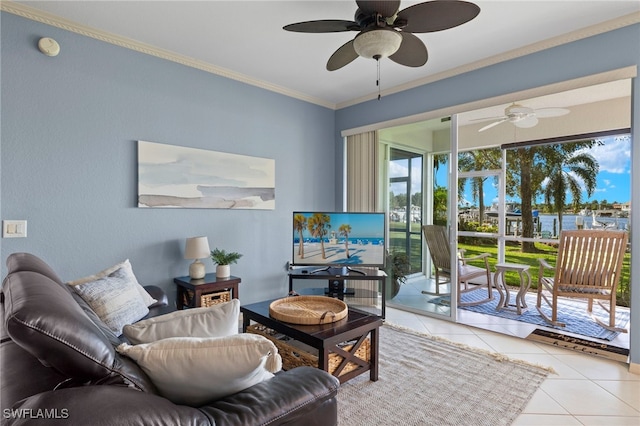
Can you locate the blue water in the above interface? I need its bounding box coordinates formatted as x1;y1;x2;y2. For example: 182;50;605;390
294;237;385;245
537;214;628;233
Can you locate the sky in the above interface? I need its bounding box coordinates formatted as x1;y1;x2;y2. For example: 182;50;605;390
435;135;631;206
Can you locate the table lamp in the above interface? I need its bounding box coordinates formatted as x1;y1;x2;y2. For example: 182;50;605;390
185;236;210;279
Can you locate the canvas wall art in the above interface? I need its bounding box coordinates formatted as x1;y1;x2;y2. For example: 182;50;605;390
138;140;275;209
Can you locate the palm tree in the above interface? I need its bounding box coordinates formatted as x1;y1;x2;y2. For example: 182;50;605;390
458;148;501;223
542;147;598;233
338;224;351;258
507;146;548;252
506;140;597;252
307;213;331;259
293;214;307;258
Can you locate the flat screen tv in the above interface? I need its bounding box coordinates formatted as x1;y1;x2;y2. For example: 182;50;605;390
292;211;386;269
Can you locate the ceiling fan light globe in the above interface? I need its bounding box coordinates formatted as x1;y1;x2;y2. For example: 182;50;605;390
353;29;402;59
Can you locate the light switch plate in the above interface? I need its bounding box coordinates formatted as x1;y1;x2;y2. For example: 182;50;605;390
3;220;27;238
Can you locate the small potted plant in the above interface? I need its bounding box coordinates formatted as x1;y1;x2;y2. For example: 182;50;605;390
386;251;411;299
210;248;243;278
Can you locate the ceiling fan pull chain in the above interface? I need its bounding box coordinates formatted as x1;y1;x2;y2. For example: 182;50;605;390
377;57;381;100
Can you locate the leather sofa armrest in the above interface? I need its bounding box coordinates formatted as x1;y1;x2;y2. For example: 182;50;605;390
6;386;209;426
144;285;169;307
6;367;339;426
200;366;339;426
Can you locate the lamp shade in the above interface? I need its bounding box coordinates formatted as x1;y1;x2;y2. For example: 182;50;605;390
185;236;210;260
353;28;402;59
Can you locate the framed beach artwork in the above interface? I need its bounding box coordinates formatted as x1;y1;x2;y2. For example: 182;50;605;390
138;141;275;209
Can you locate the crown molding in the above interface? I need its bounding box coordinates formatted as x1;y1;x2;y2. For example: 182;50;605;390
0;1;336;110
3;2;638;111
336;11;640;110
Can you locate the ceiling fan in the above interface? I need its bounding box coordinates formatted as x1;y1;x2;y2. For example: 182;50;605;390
283;0;481;71
473;103;571;132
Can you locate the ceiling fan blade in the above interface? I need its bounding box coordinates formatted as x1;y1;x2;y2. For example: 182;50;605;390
327;39;359;71
283;20;359;33
389;32;428;67
515;116;539;128
469;115;507;122
534;107;570;118
478;119;508;132
356;1;400;17
397;0;480;33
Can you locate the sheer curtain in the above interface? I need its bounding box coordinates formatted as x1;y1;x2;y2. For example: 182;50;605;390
345;131;382;310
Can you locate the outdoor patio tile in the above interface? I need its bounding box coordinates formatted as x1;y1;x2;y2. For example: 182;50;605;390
485;323;536;338
593;380;640;411
521;388;571;415
575;415;640;425
540;379;639;416
457;310;509;325
512;414;581;425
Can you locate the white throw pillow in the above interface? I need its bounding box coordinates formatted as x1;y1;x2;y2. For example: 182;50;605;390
67;259;157;307
117;334;282;405
123;299;240;344
72;267;150;336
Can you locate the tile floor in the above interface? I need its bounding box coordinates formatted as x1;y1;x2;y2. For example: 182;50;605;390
385;305;640;425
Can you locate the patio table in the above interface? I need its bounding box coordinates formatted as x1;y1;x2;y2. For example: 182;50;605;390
494;263;531;315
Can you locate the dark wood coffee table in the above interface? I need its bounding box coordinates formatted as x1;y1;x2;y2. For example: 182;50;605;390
241;299;382;384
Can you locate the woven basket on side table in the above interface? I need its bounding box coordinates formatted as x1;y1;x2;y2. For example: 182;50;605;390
269;296;348;325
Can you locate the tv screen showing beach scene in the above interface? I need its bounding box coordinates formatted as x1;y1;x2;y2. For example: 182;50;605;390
292;212;386;268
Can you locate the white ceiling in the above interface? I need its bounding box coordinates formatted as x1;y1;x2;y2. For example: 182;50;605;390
9;1;640;109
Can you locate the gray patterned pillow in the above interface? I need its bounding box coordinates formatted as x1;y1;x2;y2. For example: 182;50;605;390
73;267;149;336
67;259;157;307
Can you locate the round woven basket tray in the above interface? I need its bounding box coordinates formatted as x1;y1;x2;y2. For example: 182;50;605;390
269;296;348;325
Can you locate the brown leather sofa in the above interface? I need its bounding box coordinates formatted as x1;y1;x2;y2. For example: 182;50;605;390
1;253;339;425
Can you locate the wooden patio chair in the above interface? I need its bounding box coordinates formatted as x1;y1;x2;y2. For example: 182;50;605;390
536;229;629;333
421;225;493;306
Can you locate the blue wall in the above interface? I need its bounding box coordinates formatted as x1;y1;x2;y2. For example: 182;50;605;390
0;12;336;304
335;23;640;365
2;11;639;365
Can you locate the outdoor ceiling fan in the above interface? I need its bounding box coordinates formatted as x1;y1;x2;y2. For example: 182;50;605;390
283;0;480;71
473;103;571;132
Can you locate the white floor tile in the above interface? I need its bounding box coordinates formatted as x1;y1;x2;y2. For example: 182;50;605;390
476;332;549;355
511;414;582;425
502;353;587;380
521;388;569;415
540;379;639;416
593;380;640;411
427;333;496;352
575;415;640;425
551;354;639;381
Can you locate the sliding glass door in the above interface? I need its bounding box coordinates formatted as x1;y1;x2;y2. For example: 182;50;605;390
388;148;423;274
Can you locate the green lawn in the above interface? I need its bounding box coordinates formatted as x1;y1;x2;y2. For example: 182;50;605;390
388;223;631;307
460;241;631;308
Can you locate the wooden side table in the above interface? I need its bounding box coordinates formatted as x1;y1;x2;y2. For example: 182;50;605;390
493;263;531;315
174;273;241;309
